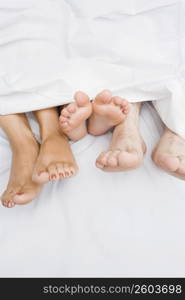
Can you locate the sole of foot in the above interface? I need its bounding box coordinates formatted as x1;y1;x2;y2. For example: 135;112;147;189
152;128;185;180
59;91;92;141
1;138;41;208
88;89;129;136
32;132;78;184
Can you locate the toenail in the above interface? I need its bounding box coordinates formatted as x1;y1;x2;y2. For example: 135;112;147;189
51;174;56;180
38;171;44;176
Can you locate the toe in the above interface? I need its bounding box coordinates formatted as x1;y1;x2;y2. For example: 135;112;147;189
112;96;123;106
8;201;15;208
96;151;112;168
118;150;142;169
154;153;180;172
96;151;107;168
13;186;40;205
60;121;70;129
67;103;77;113
69;166;76;176
107;150;120;168
61;108;70;118
176;156;185;175
121;100;129;113
32;166;50;184
63;162;73;178
48;164;59;181
74;91;90;107
59;116;68;123
95;90;112;104
56;163;66;179
1;187;19;208
112;97;129;114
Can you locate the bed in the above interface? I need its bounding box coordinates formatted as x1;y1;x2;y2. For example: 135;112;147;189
0;103;184;277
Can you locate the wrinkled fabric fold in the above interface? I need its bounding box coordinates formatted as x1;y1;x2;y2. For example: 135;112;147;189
0;0;185;137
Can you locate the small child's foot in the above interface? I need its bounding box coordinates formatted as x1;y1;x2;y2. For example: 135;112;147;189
88;90;129;136
32;132;78;184
1;137;41;208
59;91;92;141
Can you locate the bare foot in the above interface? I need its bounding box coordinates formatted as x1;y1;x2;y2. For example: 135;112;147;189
1;137;41;208
32;132;78;184
88;90;129;136
59;91;92;141
96;103;146;172
152;127;185;180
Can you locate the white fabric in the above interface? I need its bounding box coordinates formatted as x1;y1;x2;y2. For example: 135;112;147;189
0;104;185;277
0;0;185;137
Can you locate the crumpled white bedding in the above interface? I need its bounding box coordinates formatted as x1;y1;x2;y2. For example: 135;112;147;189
0;0;185;138
0;103;185;277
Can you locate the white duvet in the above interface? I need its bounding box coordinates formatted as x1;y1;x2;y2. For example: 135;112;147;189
0;0;185;138
0;104;185;277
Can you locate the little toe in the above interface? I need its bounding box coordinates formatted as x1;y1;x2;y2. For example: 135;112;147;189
1;198;9;207
74;91;90;107
69;166;76;176
1;187;19;208
121;100;129;113
95;90;112;104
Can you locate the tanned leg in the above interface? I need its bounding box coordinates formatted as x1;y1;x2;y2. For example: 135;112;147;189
32;107;78;184
0;113;41;208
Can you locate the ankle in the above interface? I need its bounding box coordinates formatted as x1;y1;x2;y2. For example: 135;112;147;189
41;128;67;143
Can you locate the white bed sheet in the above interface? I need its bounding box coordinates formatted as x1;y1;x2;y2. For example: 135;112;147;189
0;103;185;277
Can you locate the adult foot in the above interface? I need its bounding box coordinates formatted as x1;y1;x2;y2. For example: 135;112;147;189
152;127;185;180
88;90;129;136
96;103;146;172
1;137;41;208
59;91;92;141
32;132;78;184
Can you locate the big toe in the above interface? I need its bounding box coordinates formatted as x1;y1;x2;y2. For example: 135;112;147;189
13;186;40;205
74;91;90;107
95;90;112;104
153;153;180;172
118;151;143;169
32;168;50;184
96;151;112;168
